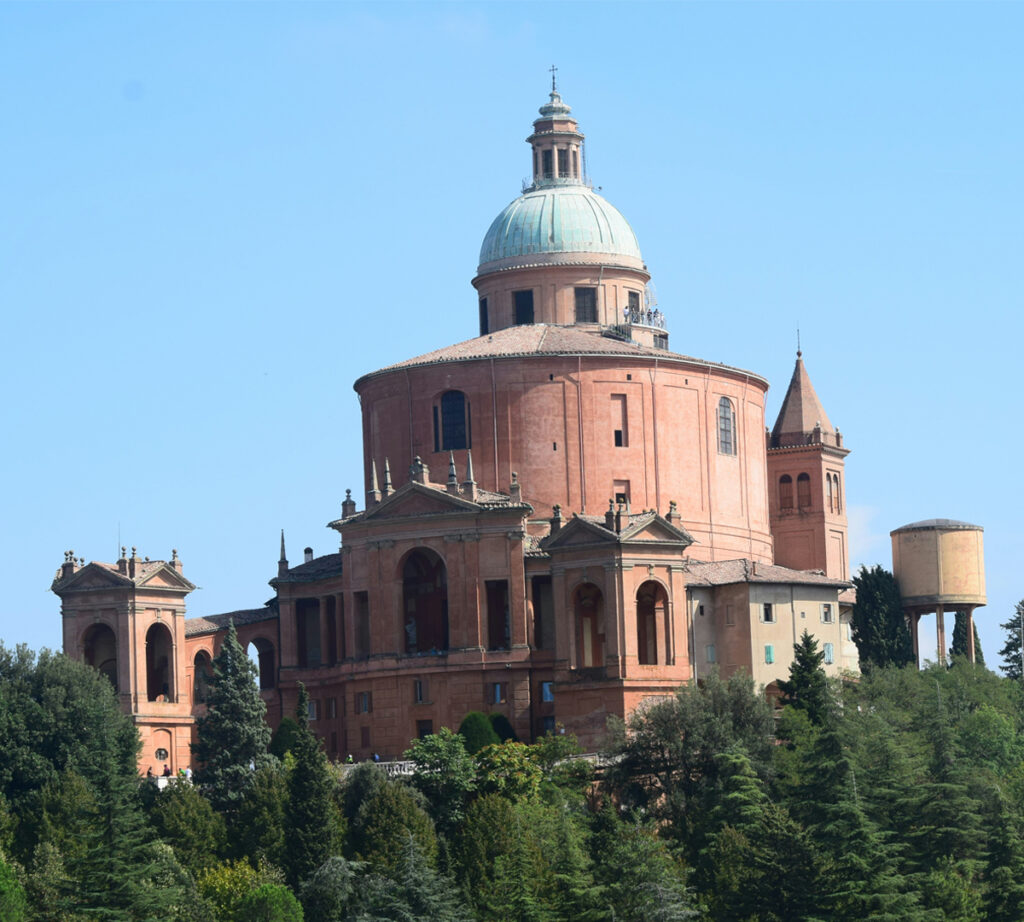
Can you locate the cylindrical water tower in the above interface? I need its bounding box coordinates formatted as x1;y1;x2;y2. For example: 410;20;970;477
891;519;986;664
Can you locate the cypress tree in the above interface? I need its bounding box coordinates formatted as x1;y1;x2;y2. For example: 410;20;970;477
284;684;339;890
458;711;500;754
998;601;1024;679
193;621;273;815
777;630;831;725
950;612;985;664
851;565;915;670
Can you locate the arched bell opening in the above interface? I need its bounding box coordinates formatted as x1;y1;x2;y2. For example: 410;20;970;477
83;623;118;692
401;549;449;654
145;622;174;702
573;583;605;669
193;650;213;704
636;580;669;665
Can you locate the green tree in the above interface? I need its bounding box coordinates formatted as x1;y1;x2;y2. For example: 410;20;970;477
950;613;986;665
232;763;288;867
403;728;477;838
350;779;437;875
284;685;340;889
604;669;774;850
192;621;273;815
0;854;27;922
236;883;303;922
776;630;831;725
475;741;543;802
354;834;472;922
999;601;1024;679
489;712;518;742
145;779;226;876
197;858;285;922
458;711;500;754
299;856;358;922
851;565;915;670
269;717;302;761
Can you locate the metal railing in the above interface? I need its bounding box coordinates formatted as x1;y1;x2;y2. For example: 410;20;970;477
620;307;666;329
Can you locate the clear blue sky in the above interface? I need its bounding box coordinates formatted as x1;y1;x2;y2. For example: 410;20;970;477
3;2;1021;668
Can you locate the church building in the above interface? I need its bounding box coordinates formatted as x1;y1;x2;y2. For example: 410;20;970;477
52;84;855;773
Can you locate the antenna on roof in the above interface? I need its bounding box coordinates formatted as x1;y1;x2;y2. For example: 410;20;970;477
549;64;558;93
796;326;801;358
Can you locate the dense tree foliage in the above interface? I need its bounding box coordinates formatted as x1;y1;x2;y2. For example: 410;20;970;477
852;564;915;669
10;632;1024;920
458;711;500;754
999;601;1024;679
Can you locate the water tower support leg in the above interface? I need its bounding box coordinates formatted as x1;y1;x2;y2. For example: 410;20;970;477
966;608;976;664
936;604;946;665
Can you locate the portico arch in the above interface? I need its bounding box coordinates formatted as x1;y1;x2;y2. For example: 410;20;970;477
572;582;605;669
636;580;669;665
401;548;449;654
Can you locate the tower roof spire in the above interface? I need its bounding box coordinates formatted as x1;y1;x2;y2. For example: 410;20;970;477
770;351;841;449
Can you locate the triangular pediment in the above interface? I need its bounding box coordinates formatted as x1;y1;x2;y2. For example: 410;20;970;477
619;516;695;546
60;564;130;591
543;516;619;550
360;482;483;521
136;565;196;592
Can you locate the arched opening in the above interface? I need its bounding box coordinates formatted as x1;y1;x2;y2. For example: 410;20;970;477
797;472;811;508
779;474;793;510
573;583;605;670
636;581;669;666
402;549;449;654
826;474;834;512
83;623;118;692
193;650;213;704
247;638;276;690
145;622;174;702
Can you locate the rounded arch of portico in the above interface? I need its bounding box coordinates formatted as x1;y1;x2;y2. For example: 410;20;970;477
81;621;119;691
399;547;449;655
635;579;671;667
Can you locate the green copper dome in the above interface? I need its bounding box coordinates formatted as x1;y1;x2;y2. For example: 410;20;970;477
477;185;645;274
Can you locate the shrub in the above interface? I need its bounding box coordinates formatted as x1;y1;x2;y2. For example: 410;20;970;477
458;711;500;754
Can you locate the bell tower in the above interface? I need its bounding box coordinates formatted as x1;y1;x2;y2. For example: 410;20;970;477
766;352;850;580
52;547;197;774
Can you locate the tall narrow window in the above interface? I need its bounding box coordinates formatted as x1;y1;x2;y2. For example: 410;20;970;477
514;290;534;325
533;149;539;177
611;394;628;447
765;644;775;665
706;644;717;664
827;474;834;512
439;391;468;451
779;475;793;509
833;474;842;512
572;149;579;177
354;591;370;658
542;149;553;178
532;575;554;650
574;287;597;323
479;298;489;335
762;603;775;624
628;290;641;320
557;148;569;176
823;642;835;665
486;580;510;651
717;397;736;455
797;473;811;508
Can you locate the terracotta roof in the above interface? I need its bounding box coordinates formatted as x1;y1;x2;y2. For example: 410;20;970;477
185;607;278;636
685;558;850;588
274;553;344;583
354;325;766;387
770;353;836;448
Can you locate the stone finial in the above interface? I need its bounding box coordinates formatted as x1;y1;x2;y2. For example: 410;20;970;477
409;456;430;484
605;499;615;530
368;459;382;505
447;451;460;495
462;449;477;501
615;502;624;533
509;471;521;503
551;503;563;534
342;488;357;519
278;529;289;577
667;500;680;525
61;550;76;578
383;458;394;497
171;548;182;573
835;428;843;448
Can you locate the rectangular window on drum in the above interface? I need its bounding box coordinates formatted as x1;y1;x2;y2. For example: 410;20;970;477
611;394;628;447
542;149;553;178
557;148;569;176
574;287;597;323
514;290;534;325
479;298;489;335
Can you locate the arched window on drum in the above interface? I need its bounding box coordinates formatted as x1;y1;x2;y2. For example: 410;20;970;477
717;397;736;455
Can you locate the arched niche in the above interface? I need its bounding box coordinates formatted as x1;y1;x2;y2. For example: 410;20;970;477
401;548;449;654
636;580;669;665
83;623;118;692
247;638;276;690
145;622;174;702
193;650;213;704
572;582;605;669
